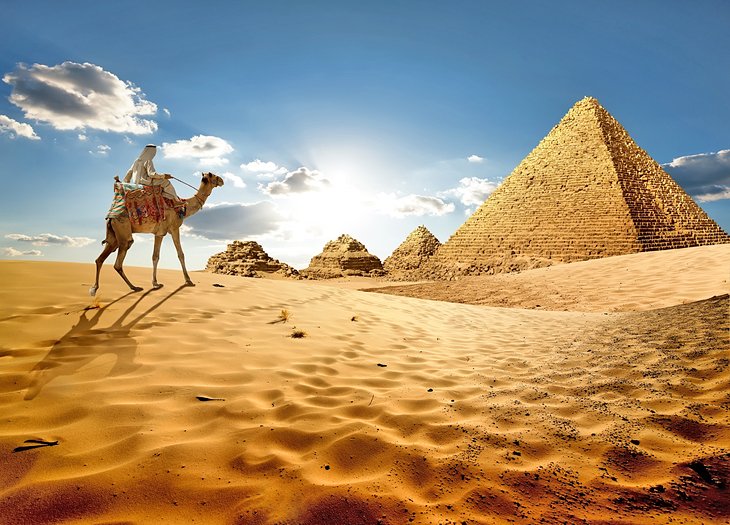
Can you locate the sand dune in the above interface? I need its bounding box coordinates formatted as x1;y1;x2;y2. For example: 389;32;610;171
369;244;730;312
0;250;728;524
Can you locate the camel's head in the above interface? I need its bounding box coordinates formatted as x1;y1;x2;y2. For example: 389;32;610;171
201;172;224;188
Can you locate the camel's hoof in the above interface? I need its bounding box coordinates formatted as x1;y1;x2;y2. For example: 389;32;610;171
131;286;143;292
89;286;98;297
152;283;164;290
185;281;196;287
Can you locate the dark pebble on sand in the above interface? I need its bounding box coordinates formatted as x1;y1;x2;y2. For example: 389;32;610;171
196;396;225;402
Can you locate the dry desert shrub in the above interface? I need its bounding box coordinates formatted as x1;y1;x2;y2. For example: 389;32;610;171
269;309;291;324
290;328;307;339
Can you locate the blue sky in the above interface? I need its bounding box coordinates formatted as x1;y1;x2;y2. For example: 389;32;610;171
1;1;728;271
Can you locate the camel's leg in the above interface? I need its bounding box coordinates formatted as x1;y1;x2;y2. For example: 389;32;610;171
115;242;142;292
170;228;194;286
113;224;142;292
90;220;119;296
90;241;117;296
152;235;164;289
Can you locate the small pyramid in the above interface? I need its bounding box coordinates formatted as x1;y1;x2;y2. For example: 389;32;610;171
303;234;384;279
425;97;730;278
383;225;441;279
206;240;299;278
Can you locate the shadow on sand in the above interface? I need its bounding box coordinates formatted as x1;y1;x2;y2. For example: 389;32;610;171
24;285;187;400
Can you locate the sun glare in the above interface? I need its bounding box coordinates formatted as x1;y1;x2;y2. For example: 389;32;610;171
285;144;385;237
278;180;367;239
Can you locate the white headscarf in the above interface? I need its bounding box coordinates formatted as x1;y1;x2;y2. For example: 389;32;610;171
126;144;158;184
138;144;156;162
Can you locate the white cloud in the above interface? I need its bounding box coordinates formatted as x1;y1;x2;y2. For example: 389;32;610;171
241;159;280;172
163;108;171;117
89;144;110;156
440;176;499;207
161;135;233;166
78;133;87;141
694;188;730;202
664;150;727;170
260;167;330;196
375;193;455;218
467;154;484;163
662;149;730;202
221;171;246;188
5;233;95;247
3;61;158;134
2;247;42;257
241;159;288;177
0;114;39;140
184;201;284;240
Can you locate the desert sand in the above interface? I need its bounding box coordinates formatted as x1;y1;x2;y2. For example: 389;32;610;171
369;244;730;312
0;246;728;524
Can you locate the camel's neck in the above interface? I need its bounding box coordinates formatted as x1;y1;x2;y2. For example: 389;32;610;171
183;183;213;218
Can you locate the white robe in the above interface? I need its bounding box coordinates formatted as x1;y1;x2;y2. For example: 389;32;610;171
123;154;180;201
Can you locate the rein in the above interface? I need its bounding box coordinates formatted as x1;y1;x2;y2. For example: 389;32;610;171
170;176;199;192
170;176;206;207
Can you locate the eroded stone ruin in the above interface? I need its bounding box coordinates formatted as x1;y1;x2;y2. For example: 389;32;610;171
206;240;299;278
383;225;441;280
303;234;384;279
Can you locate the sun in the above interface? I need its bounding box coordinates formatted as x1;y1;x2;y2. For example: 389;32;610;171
275;180;368;239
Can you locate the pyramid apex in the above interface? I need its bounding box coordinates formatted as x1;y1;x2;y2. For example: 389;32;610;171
574;96;601;108
407;225;439;241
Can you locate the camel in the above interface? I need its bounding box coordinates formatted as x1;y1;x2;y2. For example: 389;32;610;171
90;172;224;296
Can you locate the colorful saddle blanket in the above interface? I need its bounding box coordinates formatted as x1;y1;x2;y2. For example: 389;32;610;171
106;182;182;225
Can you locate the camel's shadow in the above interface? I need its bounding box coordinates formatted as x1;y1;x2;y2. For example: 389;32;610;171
24;285;186;400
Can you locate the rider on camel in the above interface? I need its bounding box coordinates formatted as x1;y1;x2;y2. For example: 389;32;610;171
123;144;182;203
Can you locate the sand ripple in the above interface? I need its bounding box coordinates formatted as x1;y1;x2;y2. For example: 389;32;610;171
0;258;728;524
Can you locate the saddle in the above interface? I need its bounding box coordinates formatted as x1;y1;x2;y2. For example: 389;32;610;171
106;179;185;224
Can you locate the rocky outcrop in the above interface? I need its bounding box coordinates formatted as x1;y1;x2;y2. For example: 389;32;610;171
423;96;730;279
206;241;299;278
383;226;441;280
303;234;384;279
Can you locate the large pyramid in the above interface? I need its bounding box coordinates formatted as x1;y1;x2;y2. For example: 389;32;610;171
425;97;730;278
